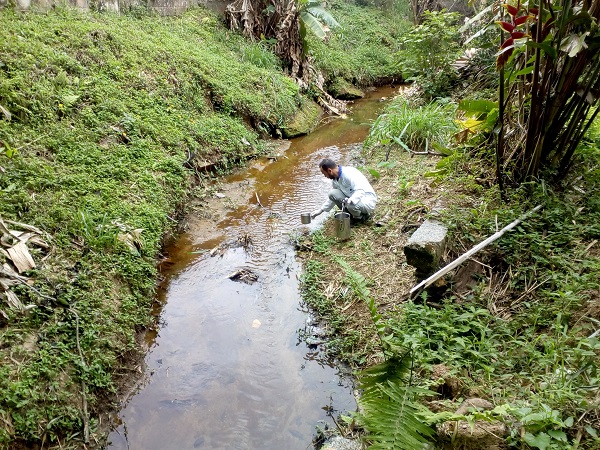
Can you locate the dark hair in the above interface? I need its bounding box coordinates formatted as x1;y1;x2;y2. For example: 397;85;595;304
319;158;337;170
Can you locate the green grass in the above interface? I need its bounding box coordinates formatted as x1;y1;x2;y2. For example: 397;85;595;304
0;6;306;447
306;0;411;87
364;96;459;154
298;231;373;366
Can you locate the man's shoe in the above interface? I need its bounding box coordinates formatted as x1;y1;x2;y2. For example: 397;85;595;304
350;214;369;225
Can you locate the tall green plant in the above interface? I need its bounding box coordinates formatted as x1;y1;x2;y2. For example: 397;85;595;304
489;0;600;183
398;10;462;99
225;0;338;80
356;354;435;449
299;0;339;41
365;97;458;157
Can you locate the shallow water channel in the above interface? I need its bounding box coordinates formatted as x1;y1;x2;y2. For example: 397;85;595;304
106;86;398;450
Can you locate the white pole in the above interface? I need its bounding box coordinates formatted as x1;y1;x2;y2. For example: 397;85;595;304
409;205;543;295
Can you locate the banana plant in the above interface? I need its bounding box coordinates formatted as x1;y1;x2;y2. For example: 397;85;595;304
225;0;338;70
299;0;339;41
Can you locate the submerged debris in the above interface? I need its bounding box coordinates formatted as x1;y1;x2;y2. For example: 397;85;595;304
227;268;259;284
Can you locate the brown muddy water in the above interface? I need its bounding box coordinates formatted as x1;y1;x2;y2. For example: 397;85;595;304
106;86;399;450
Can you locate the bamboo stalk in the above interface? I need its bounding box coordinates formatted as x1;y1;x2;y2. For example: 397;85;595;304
497;23;506;198
409;205;543;296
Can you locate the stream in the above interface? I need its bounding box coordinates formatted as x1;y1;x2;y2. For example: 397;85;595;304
106;86;398;449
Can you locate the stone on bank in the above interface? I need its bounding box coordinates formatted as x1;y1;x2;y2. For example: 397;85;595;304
281;99;323;138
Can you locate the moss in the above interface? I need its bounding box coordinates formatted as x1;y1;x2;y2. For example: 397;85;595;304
280;99;323;138
328;78;365;100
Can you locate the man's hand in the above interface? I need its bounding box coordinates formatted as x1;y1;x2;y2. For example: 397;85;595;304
311;209;323;219
343;197;352;205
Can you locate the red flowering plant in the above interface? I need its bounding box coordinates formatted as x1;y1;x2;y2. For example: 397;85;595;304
495;2;538;69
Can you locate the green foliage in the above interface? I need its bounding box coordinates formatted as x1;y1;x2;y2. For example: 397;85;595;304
365;96;459;155
462;0;600;183
457;98;499;132
356;354;435;449
330;257;436;448
300;256;364;361
506;400;590;449
0;8;301;131
424;138;600;445
389;301;504;374
398;10;462;99
334;119;600;448
333;256;389;349
299;0;340;40
302;131;600;448
0;6;309;446
240;40;282;70
308;0;411;85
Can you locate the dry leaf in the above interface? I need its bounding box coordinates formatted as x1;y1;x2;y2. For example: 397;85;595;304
6;241;35;273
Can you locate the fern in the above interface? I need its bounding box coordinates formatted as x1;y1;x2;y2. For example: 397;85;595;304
332;257;435;448
357;355;435;449
333;256;393;356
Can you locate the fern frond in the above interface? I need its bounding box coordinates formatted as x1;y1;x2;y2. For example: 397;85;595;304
333;257;389;345
359;355;412;392
357;356;435;449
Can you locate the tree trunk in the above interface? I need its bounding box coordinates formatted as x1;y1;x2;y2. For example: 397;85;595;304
225;0;348;115
409;0;441;24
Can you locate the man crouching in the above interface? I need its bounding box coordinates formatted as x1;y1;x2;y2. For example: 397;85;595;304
311;158;377;224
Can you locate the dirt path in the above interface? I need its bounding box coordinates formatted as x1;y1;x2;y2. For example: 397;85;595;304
297;149;446;367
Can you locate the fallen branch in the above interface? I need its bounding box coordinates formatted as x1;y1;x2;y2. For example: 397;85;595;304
409;205;543;296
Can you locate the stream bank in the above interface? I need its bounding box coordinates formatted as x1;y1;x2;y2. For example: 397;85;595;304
296;96;600;449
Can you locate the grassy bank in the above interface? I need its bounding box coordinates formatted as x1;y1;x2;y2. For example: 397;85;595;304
298;97;600;448
307;0;411;87
0;7;301;447
0;1;408;447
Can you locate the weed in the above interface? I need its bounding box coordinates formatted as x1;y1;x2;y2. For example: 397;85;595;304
364;97;459;157
307;0;411;87
397;10;462;100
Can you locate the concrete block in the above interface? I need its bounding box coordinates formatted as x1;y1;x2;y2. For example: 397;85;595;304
149;0;190;15
99;0;118;11
404;219;447;277
15;0;31;9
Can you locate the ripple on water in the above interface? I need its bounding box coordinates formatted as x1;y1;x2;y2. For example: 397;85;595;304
106;86;402;450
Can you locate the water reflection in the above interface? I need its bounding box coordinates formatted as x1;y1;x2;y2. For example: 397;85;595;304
107;87;397;449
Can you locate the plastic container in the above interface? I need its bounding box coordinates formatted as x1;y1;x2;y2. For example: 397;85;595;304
301;213;311;224
334;212;351;240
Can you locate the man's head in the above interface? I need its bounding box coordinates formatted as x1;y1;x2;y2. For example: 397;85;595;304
319;158;339;180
